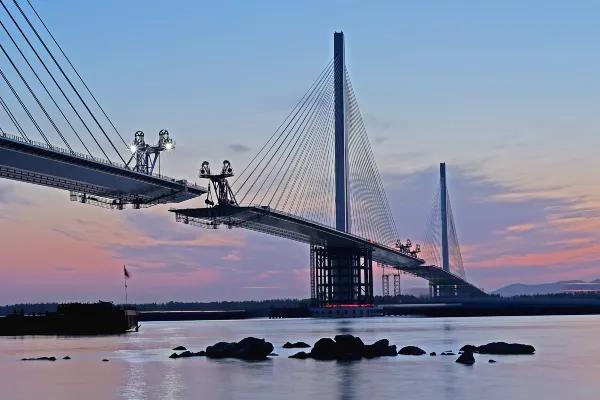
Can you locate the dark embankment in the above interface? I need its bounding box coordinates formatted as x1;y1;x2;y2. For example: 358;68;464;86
139;310;255;321
382;297;600;317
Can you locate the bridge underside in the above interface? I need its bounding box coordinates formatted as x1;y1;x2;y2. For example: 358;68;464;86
0;134;207;208
170;205;487;298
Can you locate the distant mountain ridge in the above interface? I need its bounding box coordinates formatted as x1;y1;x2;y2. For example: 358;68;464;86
493;280;600;296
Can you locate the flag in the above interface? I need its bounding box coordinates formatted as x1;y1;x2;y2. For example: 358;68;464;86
124;265;131;279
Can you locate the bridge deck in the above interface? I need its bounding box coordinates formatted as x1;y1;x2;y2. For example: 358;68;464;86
170;205;486;294
0;133;207;206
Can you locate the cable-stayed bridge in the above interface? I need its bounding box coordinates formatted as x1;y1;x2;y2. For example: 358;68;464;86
171;33;487;308
0;1;485;308
0;0;206;208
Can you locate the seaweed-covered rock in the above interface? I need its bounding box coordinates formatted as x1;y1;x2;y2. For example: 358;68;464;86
205;342;238;358
282;342;311;349
334;334;365;359
289;351;310;359
310;338;338;360
477;342;535;355
456;350;475;365
362;339;397;358
234;337;274;360
398;346;426;356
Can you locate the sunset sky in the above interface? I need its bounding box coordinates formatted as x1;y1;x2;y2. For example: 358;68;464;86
1;0;600;304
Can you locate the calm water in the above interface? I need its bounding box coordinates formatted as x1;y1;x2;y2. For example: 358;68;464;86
1;315;599;400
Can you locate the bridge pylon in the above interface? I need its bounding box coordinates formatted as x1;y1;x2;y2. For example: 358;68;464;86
421;163;487;299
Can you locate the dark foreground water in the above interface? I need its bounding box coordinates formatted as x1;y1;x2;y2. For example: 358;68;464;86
1;315;599;400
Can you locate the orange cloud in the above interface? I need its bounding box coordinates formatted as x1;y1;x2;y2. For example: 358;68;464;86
476;243;600;269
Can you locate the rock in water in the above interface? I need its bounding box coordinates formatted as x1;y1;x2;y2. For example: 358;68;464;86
289;351;310;359
489;359;497;363
430;352;437;356
334;335;364;359
310;338;338;360
477;342;535;355
441;351;455;356
102;359;109;362
234;337;274;360
398;346;426;356
172;346;187;351
460;344;478;353
282;342;311;349
193;351;206;357
456;351;475;365
169;353;179;359
362;339;397;358
63;356;71;360
206;342;238;358
178;351;193;358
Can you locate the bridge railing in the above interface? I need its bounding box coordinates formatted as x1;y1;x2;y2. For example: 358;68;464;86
248;204;424;261
0;131;206;190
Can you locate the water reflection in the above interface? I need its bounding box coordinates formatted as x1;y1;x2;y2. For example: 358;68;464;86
120;361;147;399
335;319;356;400
3;316;600;400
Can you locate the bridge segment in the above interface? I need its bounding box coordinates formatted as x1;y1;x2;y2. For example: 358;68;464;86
0;131;206;208
0;2;205;208
171;32;487;305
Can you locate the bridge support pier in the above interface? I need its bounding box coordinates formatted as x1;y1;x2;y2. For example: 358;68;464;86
311;246;374;309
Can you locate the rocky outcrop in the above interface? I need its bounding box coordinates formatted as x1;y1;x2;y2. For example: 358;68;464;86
477;342;535;355
334;334;365;360
287;336;399;361
456;350;475;365
282;342;311;349
458;342;535;355
289;351;310;359
169;350;205;359
310;338;338;360
362;339;397;358
172;346;187;351
203;337;274;361
205;342;238;358
234;337;274;360
398;346;426;356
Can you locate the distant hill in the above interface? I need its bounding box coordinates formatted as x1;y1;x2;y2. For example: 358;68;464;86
493;280;600;296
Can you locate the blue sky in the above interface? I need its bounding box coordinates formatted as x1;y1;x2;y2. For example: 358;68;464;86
1;0;600;303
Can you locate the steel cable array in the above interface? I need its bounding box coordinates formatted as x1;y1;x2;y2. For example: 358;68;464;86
420;180;466;279
0;0;128;164
346;68;399;246
233;58;403;248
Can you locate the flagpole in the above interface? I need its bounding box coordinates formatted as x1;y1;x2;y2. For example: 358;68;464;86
124;265;128;307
